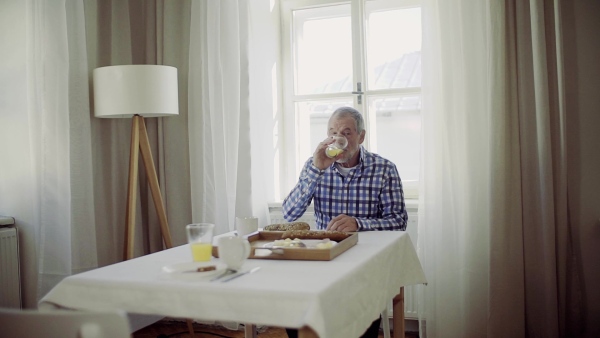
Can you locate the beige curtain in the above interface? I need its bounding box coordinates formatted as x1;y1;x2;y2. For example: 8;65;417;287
419;0;582;336
85;0;193;265
489;0;583;336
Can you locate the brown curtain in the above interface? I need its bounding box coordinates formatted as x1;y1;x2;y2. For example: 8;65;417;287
85;0;192;265
419;0;584;336
489;0;583;336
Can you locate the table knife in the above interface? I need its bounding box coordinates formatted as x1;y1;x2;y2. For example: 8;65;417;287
220;267;261;282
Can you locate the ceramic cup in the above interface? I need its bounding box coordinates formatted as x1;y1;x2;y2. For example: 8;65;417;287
218;236;251;270
236;216;259;237
186;223;215;262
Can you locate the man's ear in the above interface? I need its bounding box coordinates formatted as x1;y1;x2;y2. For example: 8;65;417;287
359;130;366;144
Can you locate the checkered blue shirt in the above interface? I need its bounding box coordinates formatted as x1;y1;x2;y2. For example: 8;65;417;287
283;146;408;231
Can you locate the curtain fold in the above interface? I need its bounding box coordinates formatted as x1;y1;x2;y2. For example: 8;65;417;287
419;0;583;336
85;0;193;264
86;0;137;265
418;1;491;336
29;0;74;299
188;0;253;235
487;1;526;336
29;0;99;302
157;0;193;247
1;0;264;310
0;0;98;306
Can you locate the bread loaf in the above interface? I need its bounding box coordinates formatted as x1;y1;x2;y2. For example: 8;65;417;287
281;229;350;242
263;222;311;231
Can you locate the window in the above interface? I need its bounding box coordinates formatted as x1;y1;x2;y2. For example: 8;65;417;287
280;0;421;199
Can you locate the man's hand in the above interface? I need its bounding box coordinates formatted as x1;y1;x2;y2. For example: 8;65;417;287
313;137;341;170
326;214;358;232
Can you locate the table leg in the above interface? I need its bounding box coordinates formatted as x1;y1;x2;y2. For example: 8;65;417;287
298;326;319;338
392;287;405;338
244;323;257;338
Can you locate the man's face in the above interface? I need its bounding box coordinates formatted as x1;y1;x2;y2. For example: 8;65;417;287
327;114;365;164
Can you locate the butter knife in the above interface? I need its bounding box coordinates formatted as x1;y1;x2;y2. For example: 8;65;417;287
220;266;261;282
209;268;236;282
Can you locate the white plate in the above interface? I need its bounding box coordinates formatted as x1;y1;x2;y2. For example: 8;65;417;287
161;261;225;278
263;239;337;249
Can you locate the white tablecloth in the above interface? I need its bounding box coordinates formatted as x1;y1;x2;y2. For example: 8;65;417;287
39;231;426;338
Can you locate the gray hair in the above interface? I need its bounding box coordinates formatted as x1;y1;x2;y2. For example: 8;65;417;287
331;106;365;134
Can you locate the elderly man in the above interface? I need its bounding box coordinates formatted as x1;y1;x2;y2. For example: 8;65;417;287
282;106;408;338
283;106;407;232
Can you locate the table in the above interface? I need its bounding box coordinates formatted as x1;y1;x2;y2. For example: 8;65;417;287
39;231;426;338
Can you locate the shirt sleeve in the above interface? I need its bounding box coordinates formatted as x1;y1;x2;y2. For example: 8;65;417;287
355;163;408;231
282;159;323;222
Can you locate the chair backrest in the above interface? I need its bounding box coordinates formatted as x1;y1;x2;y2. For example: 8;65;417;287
0;307;131;338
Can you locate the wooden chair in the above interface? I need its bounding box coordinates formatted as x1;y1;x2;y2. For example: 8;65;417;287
0;307;131;338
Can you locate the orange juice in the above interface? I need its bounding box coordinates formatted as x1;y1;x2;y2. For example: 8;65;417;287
326;147;343;157
191;242;212;261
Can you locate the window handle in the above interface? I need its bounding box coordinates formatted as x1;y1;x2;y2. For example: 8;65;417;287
352;82;363;104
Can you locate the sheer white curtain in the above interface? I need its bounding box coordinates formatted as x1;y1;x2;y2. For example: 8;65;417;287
0;0;97;307
418;1;491;336
188;0;253;235
1;0;259;310
419;0;582;337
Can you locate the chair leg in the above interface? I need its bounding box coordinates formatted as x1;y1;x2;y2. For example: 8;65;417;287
244;323;257;338
382;308;391;338
186;319;196;338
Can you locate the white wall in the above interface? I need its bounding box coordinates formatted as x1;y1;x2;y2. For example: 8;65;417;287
562;1;600;337
248;0;284;213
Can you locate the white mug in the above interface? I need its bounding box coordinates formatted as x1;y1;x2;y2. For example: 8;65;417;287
236;216;258;237
218;236;251;270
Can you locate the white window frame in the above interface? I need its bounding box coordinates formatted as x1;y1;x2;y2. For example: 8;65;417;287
279;0;422;200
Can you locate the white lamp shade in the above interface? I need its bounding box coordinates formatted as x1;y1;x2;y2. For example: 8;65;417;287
93;65;179;118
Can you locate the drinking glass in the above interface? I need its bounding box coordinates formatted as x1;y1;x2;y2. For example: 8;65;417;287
326;135;348;158
186;223;215;262
236;216;259;237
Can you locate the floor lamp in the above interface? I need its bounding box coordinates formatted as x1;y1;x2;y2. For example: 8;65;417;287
93;65;179;260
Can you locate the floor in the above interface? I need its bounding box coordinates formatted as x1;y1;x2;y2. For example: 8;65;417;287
133;320;287;337
132;319;419;338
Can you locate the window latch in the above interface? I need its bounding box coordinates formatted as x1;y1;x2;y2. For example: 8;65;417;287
351;82;364;104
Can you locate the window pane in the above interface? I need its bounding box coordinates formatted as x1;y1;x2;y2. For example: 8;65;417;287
366;4;421;90
293;5;353;95
296;99;353;165
367;96;421;184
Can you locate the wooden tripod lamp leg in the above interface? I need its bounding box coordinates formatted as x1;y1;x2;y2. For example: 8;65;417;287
138;117;174;249
124;116;141;260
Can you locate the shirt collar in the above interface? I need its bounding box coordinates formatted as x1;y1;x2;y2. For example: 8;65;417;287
331;146;368;174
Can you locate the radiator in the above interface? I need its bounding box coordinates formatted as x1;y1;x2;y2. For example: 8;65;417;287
267;203;419;319
267;203;317;229
0;225;22;308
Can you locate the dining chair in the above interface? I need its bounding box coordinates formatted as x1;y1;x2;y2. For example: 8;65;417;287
0;307;131;338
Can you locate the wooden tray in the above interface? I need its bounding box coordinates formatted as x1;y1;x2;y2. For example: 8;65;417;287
212;231;358;261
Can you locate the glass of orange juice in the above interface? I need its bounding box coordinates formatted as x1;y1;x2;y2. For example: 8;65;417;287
325;135;348;158
185;223;215;262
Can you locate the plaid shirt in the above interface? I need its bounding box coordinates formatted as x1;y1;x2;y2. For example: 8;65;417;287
283;146;408;231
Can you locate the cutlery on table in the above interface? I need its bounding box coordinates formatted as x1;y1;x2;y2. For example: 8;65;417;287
220;267;261;282
209;268;237;281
